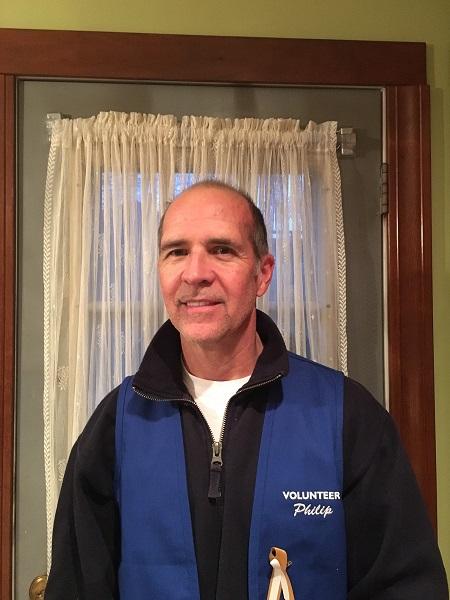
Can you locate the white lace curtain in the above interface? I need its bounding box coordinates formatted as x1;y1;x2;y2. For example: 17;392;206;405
43;111;347;561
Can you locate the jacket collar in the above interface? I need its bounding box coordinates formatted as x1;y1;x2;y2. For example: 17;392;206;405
133;310;289;401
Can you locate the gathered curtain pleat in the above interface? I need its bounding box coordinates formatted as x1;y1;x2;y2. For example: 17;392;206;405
43;111;347;563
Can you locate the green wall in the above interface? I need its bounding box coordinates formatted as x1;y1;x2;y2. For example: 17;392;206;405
2;0;450;576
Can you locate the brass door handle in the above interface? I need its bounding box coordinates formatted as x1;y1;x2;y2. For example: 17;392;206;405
29;575;47;600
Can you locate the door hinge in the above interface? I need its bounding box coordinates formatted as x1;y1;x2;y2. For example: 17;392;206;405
380;163;388;215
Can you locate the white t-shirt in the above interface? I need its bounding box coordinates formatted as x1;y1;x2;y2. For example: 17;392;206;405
182;362;250;442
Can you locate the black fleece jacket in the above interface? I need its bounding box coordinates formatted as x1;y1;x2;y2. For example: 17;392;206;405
46;312;448;599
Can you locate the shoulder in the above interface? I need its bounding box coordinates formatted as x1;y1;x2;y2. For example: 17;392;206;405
75;385;120;468
286;352;345;386
287;351;341;373
342;378;448;596
56;384;121;499
343;377;389;440
342;376;402;489
80;385;119;437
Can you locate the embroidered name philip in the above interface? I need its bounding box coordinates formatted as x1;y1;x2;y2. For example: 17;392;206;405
282;490;341;519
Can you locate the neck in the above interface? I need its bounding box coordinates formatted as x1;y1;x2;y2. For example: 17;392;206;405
181;333;263;380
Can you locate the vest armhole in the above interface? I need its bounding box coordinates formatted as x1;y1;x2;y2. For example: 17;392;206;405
334;371;345;491
114;375;133;505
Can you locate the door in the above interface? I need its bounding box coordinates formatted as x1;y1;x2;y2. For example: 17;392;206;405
16;79;382;598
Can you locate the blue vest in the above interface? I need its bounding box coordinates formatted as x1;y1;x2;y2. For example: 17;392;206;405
115;354;347;599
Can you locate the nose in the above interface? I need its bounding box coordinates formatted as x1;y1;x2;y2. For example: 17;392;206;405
181;250;214;286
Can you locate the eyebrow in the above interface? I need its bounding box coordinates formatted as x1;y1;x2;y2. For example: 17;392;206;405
207;237;240;248
159;239;187;253
159;237;243;253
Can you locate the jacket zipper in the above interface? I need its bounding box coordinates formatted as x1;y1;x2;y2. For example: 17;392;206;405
133;372;283;500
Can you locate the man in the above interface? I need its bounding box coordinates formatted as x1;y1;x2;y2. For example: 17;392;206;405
46;181;448;599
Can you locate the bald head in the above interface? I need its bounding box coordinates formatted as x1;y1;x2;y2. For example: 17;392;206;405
158;180;269;260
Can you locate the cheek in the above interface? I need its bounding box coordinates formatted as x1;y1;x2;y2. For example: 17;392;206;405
229;273;259;301
158;269;177;301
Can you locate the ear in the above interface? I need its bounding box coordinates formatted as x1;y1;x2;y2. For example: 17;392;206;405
256;253;275;297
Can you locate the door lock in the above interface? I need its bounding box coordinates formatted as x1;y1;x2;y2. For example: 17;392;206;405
29;575;47;600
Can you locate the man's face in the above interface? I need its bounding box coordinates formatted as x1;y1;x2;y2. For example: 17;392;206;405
158;187;274;349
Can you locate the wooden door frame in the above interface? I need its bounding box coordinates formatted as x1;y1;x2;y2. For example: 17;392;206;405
0;29;435;598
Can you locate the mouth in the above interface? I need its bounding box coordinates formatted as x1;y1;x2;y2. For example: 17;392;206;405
177;299;223;313
182;300;221;307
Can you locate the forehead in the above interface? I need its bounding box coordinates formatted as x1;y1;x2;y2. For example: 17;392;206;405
161;188;253;239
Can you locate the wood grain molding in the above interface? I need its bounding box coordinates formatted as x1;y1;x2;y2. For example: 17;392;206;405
386;85;435;522
0;29;434;596
0;28;426;86
0;73;15;600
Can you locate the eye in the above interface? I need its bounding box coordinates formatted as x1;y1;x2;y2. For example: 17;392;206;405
212;246;233;255
166;248;188;258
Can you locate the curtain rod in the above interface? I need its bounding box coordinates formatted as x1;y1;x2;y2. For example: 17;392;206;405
46;114;356;156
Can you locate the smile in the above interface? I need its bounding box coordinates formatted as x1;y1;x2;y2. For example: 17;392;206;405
178;298;222;307
184;300;220;307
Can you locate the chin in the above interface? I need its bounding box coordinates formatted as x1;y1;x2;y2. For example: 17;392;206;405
181;329;225;346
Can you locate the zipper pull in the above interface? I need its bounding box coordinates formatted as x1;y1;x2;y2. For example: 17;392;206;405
208;441;223;499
